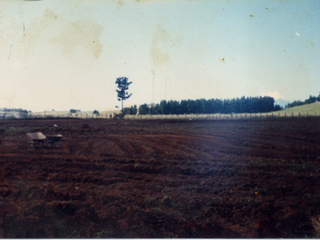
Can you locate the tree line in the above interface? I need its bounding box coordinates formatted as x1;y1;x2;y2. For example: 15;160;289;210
286;93;320;108
0;108;28;113
123;96;282;115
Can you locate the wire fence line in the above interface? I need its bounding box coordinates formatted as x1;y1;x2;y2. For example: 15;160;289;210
123;111;319;120
18;110;320;120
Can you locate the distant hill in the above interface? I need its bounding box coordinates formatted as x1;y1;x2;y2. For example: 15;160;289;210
276;101;320;114
275;99;290;108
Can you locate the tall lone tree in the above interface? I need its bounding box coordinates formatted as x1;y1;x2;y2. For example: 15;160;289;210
115;77;132;112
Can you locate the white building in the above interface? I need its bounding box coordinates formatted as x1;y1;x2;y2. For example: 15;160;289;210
15;111;28;119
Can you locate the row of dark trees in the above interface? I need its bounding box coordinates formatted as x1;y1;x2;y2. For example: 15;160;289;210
0;108;28;113
286;93;320;108
123;96;282;115
70;109;81;113
122;105;138;115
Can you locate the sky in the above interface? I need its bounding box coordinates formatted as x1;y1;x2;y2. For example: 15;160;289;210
0;0;319;112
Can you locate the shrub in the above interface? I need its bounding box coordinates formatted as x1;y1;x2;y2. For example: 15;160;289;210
144;196;156;206
161;195;172;207
311;215;320;237
65;139;80;155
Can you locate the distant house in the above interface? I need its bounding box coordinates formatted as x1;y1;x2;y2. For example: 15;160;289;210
0;108;29;119
0;111;28;119
15;111;28;119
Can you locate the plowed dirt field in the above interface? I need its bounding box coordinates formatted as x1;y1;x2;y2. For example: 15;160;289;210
0;118;320;237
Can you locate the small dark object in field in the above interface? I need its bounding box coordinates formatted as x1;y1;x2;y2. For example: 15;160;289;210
26;132;46;148
46;134;63;148
81;123;91;129
161;195;172;207
65;139;80;155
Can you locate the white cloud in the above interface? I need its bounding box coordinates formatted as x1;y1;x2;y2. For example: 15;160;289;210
295;32;301;36
259;91;283;100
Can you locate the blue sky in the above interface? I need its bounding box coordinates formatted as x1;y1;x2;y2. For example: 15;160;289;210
0;0;319;112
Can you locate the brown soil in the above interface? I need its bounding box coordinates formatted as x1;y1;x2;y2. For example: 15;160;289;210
0;117;319;237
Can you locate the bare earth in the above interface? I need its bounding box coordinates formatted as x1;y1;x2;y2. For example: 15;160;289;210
0;118;319;237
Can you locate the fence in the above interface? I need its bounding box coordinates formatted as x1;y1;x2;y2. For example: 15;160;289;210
123;111;319;120
21;111;320;120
